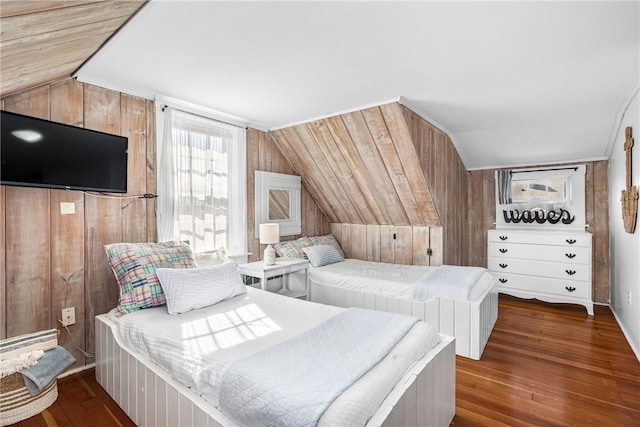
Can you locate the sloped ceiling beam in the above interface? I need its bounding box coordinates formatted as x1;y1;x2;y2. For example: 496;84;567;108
0;1;146;96
270;102;441;227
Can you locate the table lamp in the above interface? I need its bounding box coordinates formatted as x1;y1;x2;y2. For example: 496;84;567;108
259;223;279;265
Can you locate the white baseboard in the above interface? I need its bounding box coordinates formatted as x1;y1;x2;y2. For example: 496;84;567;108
58;362;96;379
610;308;640;362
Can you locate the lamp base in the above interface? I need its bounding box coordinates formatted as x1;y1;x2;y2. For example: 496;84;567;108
263;244;276;266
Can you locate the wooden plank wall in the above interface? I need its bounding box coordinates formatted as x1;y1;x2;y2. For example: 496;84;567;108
270;103;441;227
400;106;468;266
466;161;610;304
0;79;156;369
0;0;146;96
330;223;443;266
246;129;331;262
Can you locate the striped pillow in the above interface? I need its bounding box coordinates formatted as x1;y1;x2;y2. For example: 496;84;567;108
105;241;197;315
302;244;344;267
307;234;345;257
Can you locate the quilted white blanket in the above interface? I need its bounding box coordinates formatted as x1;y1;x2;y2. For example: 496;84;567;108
112;288;439;425
413;264;486;301
306;259;494;302
219;307;418;427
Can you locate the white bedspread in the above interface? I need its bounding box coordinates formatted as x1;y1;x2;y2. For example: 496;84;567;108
111;287;439;426
220;307;418;427
310;259;430;299
413;265;487;301
310;259;494;301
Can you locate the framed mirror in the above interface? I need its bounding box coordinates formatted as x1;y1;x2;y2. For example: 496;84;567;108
255;171;301;237
495;164;586;230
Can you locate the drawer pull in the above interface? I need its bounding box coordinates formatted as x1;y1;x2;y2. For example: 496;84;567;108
565;253;576;259
565;286;576;293
499;236;508;241
566;269;576;276
566;239;577;245
499;248;508;253
499;263;508;269
499;278;508;284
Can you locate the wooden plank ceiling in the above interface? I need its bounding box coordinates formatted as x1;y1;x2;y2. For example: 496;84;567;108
270;102;441;227
0;0;146;96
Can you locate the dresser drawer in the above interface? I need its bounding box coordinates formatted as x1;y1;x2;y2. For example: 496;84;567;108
488;230;591;247
488;242;590;264
494;272;591;300
489;257;590;281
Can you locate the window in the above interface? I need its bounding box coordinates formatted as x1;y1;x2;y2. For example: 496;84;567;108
157;107;246;258
511;177;570;207
495;165;586;229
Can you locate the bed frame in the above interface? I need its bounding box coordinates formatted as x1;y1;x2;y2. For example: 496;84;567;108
309;277;499;360
95;314;456;427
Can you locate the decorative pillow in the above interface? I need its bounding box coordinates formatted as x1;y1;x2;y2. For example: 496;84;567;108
104;241;197;315
302;244;345;267
274;237;310;258
156;262;247;315
307;234;345;257
194;247;230;267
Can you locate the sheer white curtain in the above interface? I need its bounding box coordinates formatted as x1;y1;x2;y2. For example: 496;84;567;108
157;107;246;258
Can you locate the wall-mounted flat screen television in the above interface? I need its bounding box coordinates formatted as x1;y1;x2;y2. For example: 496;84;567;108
1;110;128;193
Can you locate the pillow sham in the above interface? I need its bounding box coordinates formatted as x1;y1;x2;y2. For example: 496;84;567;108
194;247;230;267
274;236;310;258
104;241;197;315
307;234;345;257
156;262;247;315
302;244;345;267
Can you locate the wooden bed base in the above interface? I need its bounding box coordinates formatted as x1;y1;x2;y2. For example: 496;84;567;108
95;314;456;427
309;278;499;360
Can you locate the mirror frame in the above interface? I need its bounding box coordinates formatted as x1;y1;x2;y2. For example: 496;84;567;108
495;164;586;231
255;171;301;237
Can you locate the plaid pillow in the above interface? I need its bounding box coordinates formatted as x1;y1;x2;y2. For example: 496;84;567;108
104;241;197;315
307;234;345;257
274;237;310;258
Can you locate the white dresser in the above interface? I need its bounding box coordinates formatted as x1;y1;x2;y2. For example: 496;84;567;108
488;229;593;315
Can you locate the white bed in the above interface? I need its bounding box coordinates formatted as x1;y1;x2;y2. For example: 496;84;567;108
295;259;499;360
95;287;456;427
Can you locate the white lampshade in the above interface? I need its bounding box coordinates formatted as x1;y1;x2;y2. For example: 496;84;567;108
259;223;280;244
259;223;279;266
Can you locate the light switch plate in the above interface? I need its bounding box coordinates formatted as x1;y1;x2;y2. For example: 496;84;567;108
60;202;76;215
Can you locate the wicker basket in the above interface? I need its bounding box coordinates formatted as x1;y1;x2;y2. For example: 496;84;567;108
0;330;59;426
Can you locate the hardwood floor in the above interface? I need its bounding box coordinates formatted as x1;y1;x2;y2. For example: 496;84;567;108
6;369;135;427
454;295;640;426
6;295;639;426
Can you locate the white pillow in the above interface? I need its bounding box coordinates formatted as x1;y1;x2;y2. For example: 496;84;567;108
156;262;246;315
194;247;230;267
302;244;344;267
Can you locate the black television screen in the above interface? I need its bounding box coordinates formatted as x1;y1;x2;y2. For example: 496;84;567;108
1;110;128;193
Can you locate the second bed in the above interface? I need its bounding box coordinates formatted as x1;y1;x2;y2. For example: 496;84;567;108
292;258;498;360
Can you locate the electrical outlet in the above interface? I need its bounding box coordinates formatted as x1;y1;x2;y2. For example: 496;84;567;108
628;290;633;305
61;307;75;326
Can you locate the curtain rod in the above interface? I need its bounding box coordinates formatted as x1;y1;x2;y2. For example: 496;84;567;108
161;104;248;130
512;166;578;174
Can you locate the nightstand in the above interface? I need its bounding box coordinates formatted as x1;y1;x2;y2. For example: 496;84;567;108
237;258;309;299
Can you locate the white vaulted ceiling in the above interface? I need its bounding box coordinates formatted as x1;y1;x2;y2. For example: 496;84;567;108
74;1;639;170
